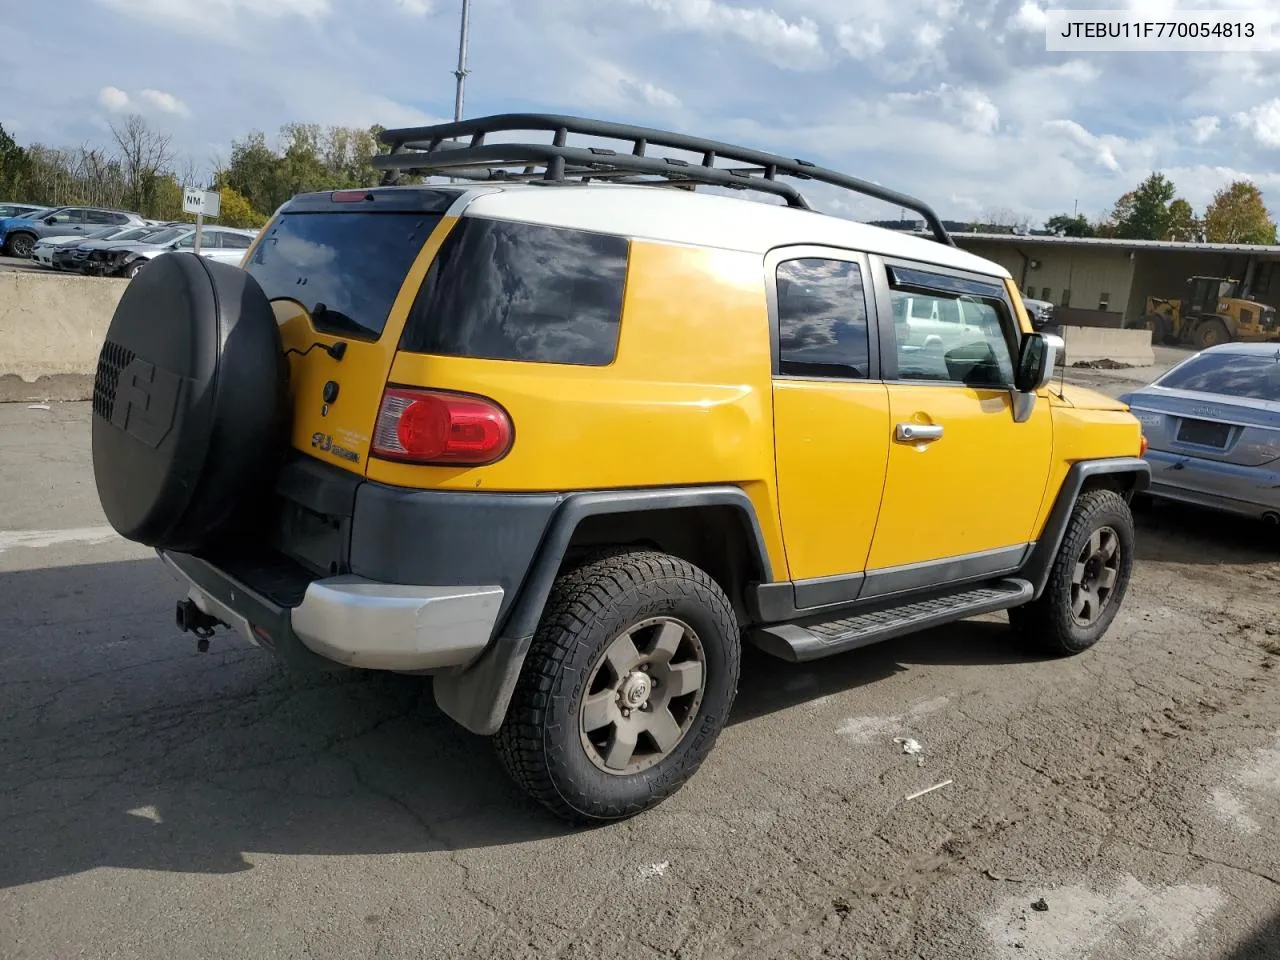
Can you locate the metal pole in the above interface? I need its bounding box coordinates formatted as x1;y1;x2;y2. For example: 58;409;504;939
453;0;471;122
194;210;203;256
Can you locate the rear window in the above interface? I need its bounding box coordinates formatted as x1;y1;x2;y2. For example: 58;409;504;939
245;212;440;341
400;217;629;366
1157;352;1280;402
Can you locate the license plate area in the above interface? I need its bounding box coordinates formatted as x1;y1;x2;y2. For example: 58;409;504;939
1176;418;1231;448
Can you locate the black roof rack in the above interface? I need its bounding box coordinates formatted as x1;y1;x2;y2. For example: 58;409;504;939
374;114;954;247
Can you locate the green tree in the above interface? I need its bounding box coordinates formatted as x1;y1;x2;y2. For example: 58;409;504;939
0;122;31;196
1203;180;1277;244
1112;173;1180;240
226;130;285;216
1045;213;1094;237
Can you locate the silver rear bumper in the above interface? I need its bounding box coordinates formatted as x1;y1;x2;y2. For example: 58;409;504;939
159;550;503;673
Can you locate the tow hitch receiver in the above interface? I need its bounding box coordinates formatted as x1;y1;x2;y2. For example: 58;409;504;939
176;599;223;652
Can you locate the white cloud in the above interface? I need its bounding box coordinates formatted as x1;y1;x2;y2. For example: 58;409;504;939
394;0;433;14
1042;60;1102;84
91;0;332;43
1232;99;1280;148
572;59;683;111
1043;119;1123;172
138;88;190;116
99;86;130;112
1190;115;1221;144
836;22;886;60
1011;1;1047;31
890;84;1000;134
629;0;824;69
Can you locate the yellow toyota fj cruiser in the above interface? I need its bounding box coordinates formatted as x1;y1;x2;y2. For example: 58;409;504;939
92;115;1149;824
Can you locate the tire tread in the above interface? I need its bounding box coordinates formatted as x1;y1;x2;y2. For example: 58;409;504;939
495;550;739;824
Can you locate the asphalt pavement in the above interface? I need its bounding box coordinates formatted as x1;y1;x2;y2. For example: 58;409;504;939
1;396;1278;960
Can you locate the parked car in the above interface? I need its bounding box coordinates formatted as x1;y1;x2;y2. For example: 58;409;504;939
32;224;149;269
1023;296;1057;331
0;202;50;220
90;224;258;278
60;222;185;273
1120;343;1280;525
0;206;148;258
91;114;1149;824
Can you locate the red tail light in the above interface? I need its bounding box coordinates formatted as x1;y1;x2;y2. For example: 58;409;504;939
372;387;513;465
1139;433;1149;457
331;190;372;202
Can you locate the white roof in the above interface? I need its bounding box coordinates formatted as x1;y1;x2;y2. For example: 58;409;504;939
940;230;1280;258
454;183;1011;280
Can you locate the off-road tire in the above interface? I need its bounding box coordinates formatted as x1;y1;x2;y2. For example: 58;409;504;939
1195;318;1230;350
495;550;740;824
1009;489;1135;656
6;232;36;258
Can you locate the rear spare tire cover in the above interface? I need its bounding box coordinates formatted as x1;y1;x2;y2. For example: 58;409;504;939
91;252;289;552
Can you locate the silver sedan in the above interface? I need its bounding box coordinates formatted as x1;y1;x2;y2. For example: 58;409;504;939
1120;342;1280;526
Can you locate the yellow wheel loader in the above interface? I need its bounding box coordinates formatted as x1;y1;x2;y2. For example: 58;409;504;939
1141;276;1278;349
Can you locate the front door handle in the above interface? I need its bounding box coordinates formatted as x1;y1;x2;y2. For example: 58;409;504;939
896;423;943;442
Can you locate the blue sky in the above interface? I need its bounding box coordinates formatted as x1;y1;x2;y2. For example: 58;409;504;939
2;0;1279;226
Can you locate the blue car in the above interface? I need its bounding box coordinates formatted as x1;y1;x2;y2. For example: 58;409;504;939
1120;342;1280;526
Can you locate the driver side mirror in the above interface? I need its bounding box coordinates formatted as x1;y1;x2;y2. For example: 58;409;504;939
1015;332;1064;393
44;216;57;225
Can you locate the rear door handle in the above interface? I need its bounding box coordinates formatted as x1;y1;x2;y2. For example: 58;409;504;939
896;423;943;442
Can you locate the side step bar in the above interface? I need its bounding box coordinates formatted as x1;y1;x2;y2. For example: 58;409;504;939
748;578;1033;663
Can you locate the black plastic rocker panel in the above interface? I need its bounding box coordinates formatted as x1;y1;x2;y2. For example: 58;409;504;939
748;578;1033;663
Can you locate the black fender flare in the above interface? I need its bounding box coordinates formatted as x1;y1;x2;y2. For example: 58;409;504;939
433;485;773;736
1023;457;1150;600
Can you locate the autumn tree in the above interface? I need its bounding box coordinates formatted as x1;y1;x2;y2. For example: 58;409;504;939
1203;180;1277;244
1164;198;1200;241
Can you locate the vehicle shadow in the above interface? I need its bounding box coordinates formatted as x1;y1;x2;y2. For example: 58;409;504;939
1225;907;1280;959
1134;497;1279;565
0;557;1038;890
730;617;1033;726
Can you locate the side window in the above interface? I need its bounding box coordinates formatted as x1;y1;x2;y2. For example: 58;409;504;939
178;231;220;248
775;258;870;379
85;210;117;225
401;218;628;366
888;267;1017;388
221;232;253;249
48;209;81;224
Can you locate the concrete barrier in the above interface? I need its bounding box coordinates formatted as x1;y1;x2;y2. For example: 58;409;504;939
1060;324;1155;368
0;272;128;402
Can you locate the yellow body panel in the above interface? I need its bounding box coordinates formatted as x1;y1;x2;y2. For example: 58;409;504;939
866;385;1053;570
248;199;1140;593
372;238;791;579
771;380;890;580
270;215;461;475
1031;397;1144;536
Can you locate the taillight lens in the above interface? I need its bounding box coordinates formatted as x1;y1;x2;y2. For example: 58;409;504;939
1139;433;1149;457
371;387;513;465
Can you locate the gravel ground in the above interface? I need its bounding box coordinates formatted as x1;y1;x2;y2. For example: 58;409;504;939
1;394;1277;960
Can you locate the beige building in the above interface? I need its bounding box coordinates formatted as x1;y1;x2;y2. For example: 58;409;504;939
937;232;1280;328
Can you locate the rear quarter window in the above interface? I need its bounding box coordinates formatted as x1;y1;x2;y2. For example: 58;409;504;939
400;217;629;366
1157;352;1280;402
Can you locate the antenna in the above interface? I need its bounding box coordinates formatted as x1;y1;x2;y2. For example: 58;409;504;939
453;0;471;123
